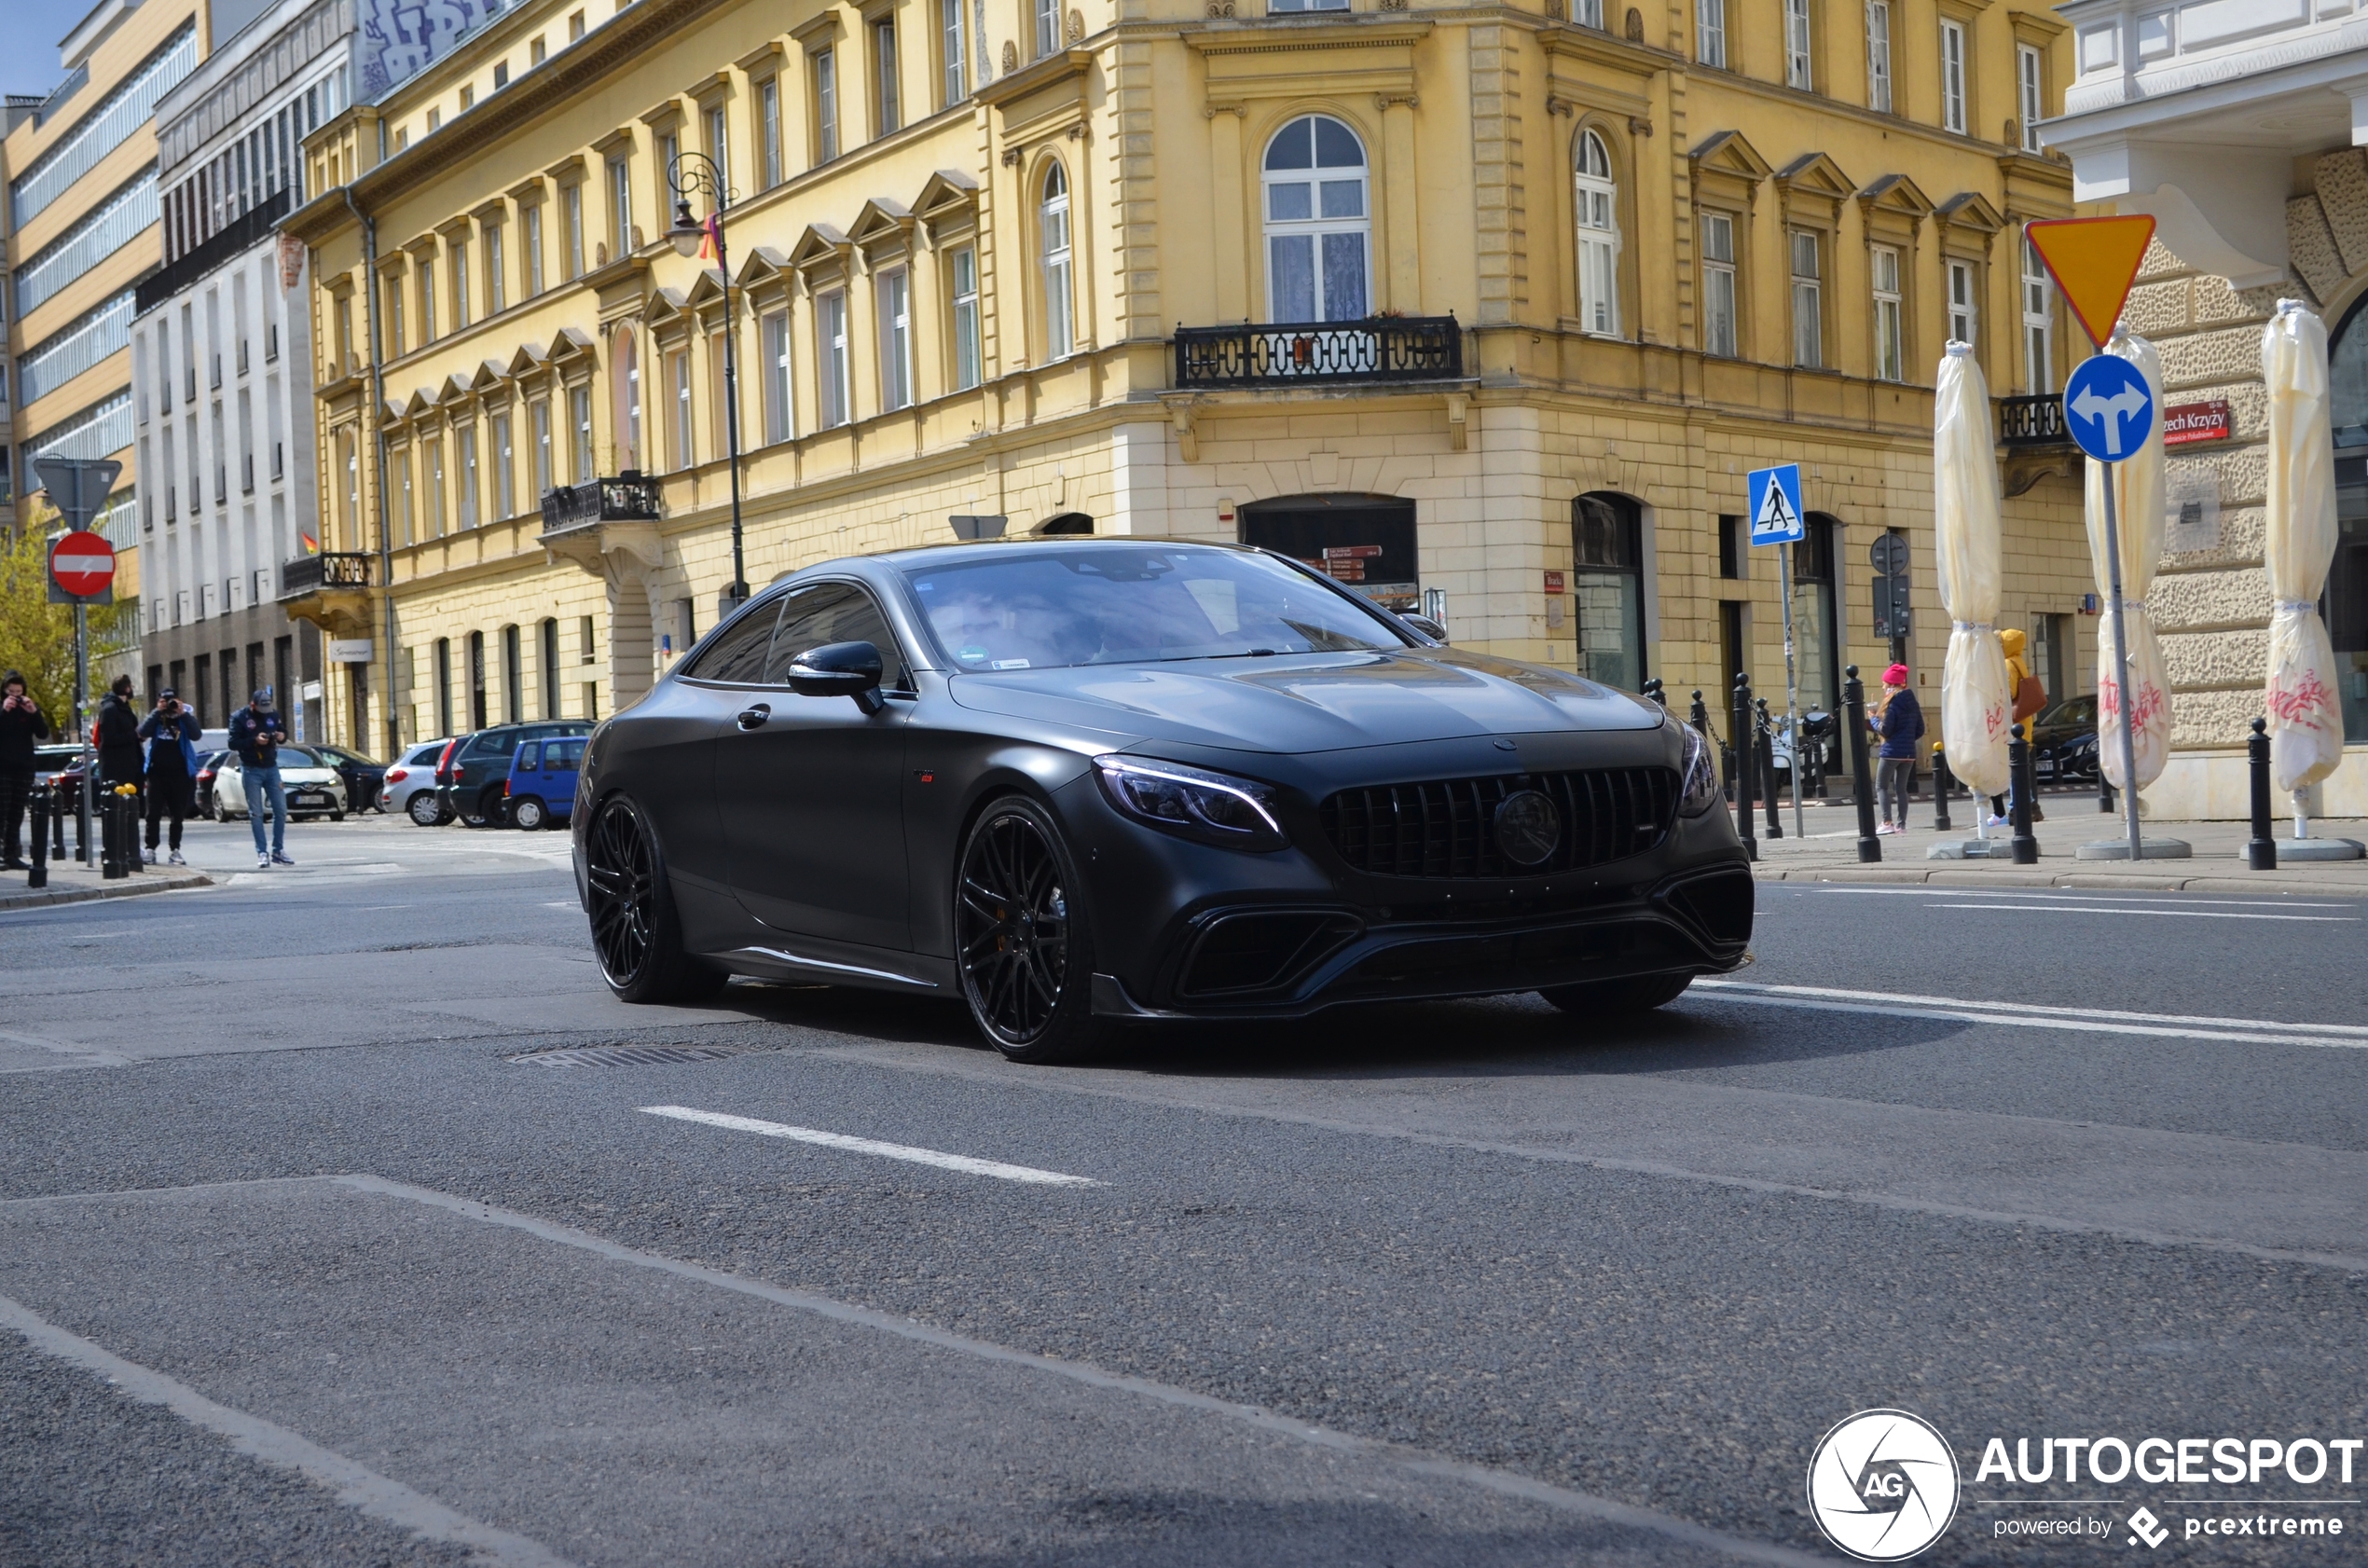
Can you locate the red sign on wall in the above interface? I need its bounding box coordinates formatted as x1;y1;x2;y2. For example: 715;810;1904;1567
2163;399;2231;446
1543;571;1566;595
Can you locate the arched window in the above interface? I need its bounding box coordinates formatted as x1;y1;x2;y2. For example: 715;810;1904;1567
1262;114;1370;323
1040;162;1073;360
1575;130;1619;337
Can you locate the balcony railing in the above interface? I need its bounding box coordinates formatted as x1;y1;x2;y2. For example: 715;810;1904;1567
279;552;373;599
541;473;664;532
1998;393;2072;448
1175;315;1464;389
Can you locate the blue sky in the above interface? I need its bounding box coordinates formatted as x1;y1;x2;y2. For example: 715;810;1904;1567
0;10;73;102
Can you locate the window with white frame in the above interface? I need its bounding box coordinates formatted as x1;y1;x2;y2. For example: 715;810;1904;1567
762;310;792;442
1041;162;1076;355
1785;0;1812;89
486;225;506;314
1790;229;1823;369
1261;115;1369;323
668;346;692;468
1701;213;1737;357
942;0;967;104
423;434;447;537
1865;1;1892;111
814;50;839;164
879;268;913;410
2021;235;2054;393
819;290;850;428
1271;0;1349;13
1036;0;1058;56
1872;244;1903;382
1948;258;1977;346
418;261;436;343
952;245;982;390
565;184;585;277
1575;131;1619;337
394;443;414;544
2017;44;2044;151
707;105;727;182
450;237;471;329
874;19;900;137
609;156;632;256
1697;0;1726;67
571;384;594;481
532;399;553;496
458;423;480;529
492;410;515;517
525;204;545;296
1940;20;1966;133
1573;0;1602;22
760;78;783;187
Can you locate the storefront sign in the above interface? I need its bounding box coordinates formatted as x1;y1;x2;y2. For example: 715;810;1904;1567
2163;399;2231;446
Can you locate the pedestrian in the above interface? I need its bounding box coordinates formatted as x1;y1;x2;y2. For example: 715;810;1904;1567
138;689;202;867
95;674;145;790
0;671;51;871
228;688;295;869
1995;627;2047;826
1871;663;1923;835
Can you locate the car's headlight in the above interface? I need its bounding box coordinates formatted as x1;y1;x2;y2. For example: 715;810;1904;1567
1093;754;1288;852
1679;723;1721;818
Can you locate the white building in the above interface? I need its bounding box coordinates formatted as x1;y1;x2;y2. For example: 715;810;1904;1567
131;0;350;739
2044;0;2368;817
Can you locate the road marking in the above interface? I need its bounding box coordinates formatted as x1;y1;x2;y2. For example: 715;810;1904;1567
1806;887;2356;909
1692;981;2368;1049
1930;901;2354;922
0;1289;577;1568
541;901;579;909
638;1105;1104;1186
0;1030;131;1068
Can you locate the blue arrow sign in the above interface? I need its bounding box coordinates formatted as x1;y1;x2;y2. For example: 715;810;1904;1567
1746;463;1805;546
2062;353;2155;463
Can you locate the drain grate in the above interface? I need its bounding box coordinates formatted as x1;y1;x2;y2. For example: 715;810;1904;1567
509;1044;764;1068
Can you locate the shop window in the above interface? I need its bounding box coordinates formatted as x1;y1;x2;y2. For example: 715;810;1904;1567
1239;493;1418;612
1574;491;1645;692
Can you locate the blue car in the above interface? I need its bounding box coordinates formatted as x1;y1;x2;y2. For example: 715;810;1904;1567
503;736;585;830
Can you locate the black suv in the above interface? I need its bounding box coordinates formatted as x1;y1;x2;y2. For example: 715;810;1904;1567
434;722;594;827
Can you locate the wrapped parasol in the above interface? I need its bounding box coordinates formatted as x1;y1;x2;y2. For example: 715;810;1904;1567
2261;301;2346;813
1934;341;2012;800
2084;328;2173;790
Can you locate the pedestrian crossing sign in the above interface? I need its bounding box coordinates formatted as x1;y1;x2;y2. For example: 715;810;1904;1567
1747;463;1805;546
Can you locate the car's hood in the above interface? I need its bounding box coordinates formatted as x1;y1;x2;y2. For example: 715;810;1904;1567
946;648;1659;753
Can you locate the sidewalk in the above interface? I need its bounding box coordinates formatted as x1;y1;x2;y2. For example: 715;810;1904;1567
0;858;215;913
1740;791;2368;895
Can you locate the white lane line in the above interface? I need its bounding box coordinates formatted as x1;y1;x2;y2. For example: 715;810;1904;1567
0;1291;577;1568
1704;981;2368;1038
639;1105;1104;1186
1931;902;2355;922
1807;887;2356;909
0;1030;131;1068
1692;981;2368;1050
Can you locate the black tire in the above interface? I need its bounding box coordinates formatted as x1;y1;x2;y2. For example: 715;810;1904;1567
584;795;726;1005
330;809;345;822
212;794;230;823
512;796;547;831
1537;973;1694;1017
406;791;443;827
955;797;1100;1064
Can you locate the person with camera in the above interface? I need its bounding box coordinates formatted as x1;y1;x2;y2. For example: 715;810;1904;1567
228;688;294;869
137;688;203;867
1;671;51;871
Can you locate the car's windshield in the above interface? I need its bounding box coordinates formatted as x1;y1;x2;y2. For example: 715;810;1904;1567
903;546;1407;672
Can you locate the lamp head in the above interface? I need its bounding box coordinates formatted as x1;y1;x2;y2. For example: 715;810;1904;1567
668;199;703;258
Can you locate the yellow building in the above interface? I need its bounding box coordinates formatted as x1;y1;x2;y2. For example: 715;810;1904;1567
285;0;2086;763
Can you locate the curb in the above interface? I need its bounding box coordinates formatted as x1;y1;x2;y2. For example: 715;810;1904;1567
0;872;216;913
1750;863;2361;897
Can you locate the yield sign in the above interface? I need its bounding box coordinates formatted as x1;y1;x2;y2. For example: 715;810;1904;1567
48;531;117;598
2025;214;2156;349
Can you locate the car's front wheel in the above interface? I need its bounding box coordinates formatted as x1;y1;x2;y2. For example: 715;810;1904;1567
406;791;442;827
584;795;725;1005
512;796;547;831
955;798;1099;1064
1537;973;1693;1017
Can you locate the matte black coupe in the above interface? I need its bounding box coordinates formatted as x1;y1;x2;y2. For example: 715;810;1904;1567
572;539;1753;1061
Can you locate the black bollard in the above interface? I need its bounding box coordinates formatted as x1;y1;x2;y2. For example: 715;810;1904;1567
2009;723;2041;864
99;790;126;880
26;784;48;888
1756;699;1783;838
1933;747;1954;832
51;781;68;860
2099;751;2115;813
74;783;88;863
1843;666;1879;863
1643;678;1666;708
1688;690;1711;741
2245;716;2277;872
1731;674;1757;861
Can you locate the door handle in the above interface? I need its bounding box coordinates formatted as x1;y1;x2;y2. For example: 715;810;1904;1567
736;705;771;731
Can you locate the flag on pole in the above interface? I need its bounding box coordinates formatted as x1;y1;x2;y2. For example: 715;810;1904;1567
698;213;721;265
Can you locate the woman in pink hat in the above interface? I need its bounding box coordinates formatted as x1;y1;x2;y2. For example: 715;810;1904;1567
1871;663;1923;834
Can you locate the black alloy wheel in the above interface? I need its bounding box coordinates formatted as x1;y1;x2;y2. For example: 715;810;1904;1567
955;799;1098;1063
584;796;723;1004
1537;973;1693;1017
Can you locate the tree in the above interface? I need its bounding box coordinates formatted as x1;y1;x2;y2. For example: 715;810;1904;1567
0;502;135;736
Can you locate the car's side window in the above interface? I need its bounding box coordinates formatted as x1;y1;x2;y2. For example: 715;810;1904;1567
763;582;912;689
518;743;542;771
552;738;585;767
681;598;784;683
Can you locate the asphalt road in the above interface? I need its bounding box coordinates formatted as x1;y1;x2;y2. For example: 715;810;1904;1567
3;815;2363;1567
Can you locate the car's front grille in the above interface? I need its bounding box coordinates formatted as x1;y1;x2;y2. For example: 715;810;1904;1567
1318;767;1680;879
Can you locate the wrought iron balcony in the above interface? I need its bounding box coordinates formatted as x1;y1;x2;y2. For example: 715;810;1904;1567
541;473;664;533
1175;315;1463;389
279;552;374;599
1998;393;2072;448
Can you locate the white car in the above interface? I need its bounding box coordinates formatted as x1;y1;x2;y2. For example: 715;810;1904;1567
209;747;350;821
379;738;454;826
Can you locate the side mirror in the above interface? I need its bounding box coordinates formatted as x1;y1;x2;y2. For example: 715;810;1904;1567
1400;612;1449;644
788;640;887;714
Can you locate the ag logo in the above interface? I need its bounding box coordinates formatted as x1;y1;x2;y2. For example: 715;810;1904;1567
1807;1410;1961;1561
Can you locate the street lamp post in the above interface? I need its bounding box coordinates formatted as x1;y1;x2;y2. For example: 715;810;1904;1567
666;152;749;616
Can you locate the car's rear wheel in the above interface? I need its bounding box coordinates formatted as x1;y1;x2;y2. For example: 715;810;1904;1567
1537;973;1693;1017
512;796;547;831
955;798;1099;1064
585;795;725;1005
406;791;442;827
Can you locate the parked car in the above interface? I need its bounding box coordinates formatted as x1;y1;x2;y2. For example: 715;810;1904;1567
503;736;585;830
210;746;349;821
192;750;231;817
381;739;455;825
2027;695;2100;782
311;743;389;813
574;539;1751;1063
437;722;594;827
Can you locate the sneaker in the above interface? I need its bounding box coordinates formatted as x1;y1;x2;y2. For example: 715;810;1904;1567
1986;814;2010;828
270;852;295;866
1877;823;1901;835
257;854;271;869
168;850;186;866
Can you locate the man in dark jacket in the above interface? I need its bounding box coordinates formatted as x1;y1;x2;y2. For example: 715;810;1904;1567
228;690;294;868
138;690;203;866
95;674;145;788
1871;663;1924;835
0;670;51;870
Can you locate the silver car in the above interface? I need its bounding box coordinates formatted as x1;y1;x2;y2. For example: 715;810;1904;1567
379;738;454;826
210;746;350;821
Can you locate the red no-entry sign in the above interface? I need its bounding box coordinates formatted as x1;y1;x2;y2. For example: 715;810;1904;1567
48;531;116;598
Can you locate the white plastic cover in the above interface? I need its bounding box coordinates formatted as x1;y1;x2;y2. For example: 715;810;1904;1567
1934;342;2012;798
2083;330;2173;790
2261;302;2346;792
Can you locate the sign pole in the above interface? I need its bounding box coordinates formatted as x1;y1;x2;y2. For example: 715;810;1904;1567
73;601;92;863
1780;540;1803;841
2099;457;2144;862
